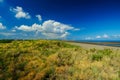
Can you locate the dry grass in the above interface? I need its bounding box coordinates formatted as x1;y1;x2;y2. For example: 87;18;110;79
0;40;120;80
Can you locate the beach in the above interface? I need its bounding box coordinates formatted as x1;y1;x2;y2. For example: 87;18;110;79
67;42;120;49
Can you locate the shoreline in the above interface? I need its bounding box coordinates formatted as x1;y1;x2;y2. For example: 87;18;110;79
66;41;120;49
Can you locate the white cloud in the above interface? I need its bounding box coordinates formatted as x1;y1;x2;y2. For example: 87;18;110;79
41;20;75;33
11;29;16;32
112;35;120;38
10;6;31;19
95;34;109;39
74;28;80;31
103;34;109;38
96;35;101;39
113;35;117;37
0;32;16;36
89;34;110;39
85;34;120;40
15;20;79;39
0;23;6;29
16;23;42;32
85;37;93;40
36;15;42;21
61;32;69;38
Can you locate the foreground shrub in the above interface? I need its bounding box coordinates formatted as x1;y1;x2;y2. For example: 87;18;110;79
0;40;120;80
91;48;113;61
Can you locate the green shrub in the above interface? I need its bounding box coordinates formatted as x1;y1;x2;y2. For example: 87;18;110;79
102;48;112;56
90;48;96;53
91;48;113;61
91;53;103;61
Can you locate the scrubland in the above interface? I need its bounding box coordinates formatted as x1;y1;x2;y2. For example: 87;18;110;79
0;40;120;80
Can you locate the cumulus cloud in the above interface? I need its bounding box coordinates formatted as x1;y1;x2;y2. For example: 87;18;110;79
86;34;110;40
10;6;31;19
15;20;79;39
96;35;101;39
61;32;69;38
16;23;42;32
42;20;75;33
95;34;109;39
85;37;94;40
112;35;120;38
36;15;42;21
0;23;6;29
11;29;16;32
85;34;110;40
103;34;109;38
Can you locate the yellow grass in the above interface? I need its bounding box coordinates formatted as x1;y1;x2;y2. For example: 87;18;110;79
0;40;120;80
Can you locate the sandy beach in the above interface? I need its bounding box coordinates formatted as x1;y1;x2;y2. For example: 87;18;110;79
67;42;120;49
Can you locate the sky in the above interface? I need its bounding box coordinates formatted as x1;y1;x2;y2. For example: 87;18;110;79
0;0;120;40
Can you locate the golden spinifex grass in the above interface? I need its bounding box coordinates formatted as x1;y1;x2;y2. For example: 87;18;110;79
0;40;120;80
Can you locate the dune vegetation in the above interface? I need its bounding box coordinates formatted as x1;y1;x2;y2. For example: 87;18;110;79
0;40;120;80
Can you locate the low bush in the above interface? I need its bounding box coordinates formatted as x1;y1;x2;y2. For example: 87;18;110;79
0;40;120;80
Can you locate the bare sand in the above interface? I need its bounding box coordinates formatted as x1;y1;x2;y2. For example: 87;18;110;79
67;42;120;50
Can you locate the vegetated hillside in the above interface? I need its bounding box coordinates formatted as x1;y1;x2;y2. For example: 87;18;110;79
0;40;120;80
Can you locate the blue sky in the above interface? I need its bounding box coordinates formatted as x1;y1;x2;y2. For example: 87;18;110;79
0;0;120;40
